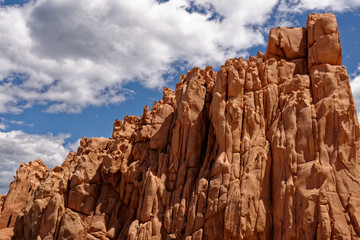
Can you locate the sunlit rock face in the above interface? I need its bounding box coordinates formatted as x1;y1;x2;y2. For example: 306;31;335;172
0;160;48;240
1;12;360;240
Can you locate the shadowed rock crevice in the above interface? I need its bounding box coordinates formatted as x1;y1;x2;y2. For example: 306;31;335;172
0;12;359;240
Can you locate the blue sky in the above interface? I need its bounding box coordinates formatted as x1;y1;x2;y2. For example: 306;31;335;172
0;0;360;194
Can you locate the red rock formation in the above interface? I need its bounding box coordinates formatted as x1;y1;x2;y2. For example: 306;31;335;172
1;12;360;239
0;160;48;240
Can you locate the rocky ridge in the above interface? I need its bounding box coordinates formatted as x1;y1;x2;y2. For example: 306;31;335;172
0;12;360;239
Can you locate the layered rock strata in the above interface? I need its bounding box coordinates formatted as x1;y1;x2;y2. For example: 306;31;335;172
0;12;359;239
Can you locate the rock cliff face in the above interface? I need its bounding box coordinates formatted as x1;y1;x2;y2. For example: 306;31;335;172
1;12;360;239
0;160;48;240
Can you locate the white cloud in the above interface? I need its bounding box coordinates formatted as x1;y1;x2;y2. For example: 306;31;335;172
351;74;360;104
278;0;360;12
0;130;73;194
66;138;81;152
0;0;280;114
0;117;32;130
351;63;360;119
1;0;359;114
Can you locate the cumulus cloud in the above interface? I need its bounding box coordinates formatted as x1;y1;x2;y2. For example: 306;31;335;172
0;0;279;114
1;0;359;114
0;130;73;194
278;0;360;12
351;63;360;118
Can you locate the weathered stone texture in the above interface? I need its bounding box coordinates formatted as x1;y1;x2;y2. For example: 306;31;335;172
0;12;359;239
0;159;48;240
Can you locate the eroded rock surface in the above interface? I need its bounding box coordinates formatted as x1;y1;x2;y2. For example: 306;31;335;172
1;13;359;239
0;160;48;240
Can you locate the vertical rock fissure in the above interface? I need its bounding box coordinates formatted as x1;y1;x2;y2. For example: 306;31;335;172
6;214;11;228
